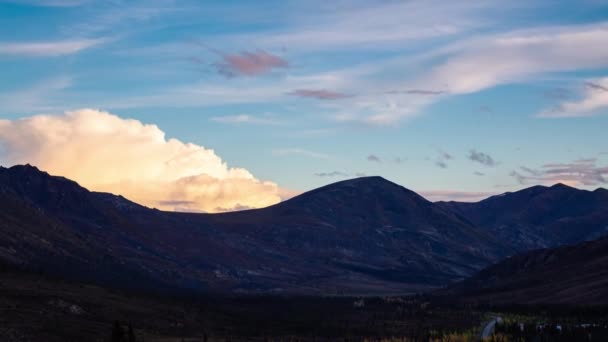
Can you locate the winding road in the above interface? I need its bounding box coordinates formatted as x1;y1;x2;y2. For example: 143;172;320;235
480;316;503;340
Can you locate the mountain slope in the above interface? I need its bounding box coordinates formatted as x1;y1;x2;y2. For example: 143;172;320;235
437;184;608;251
207;176;510;291
441;237;608;306
0;165;510;294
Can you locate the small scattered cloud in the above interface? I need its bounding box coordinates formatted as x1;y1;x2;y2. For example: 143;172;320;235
394;157;406;163
436;160;448;169
314;171;349;177
367;154;381;162
433;148;452;169
210;114;281;125
215;49;288;77
437;149;453;161
287;89;352;100
0;38;106;57
468;149;496;167
473;171;485;176
314;171;366;178
511;158;608;186
272;148;330;159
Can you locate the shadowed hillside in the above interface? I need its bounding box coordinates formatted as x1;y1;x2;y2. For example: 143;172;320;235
0;165;509;295
441;236;608;306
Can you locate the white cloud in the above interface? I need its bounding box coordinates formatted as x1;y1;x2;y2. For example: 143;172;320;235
538;78;608;118
0;109;284;212
424;23;608;94
0;38;105;56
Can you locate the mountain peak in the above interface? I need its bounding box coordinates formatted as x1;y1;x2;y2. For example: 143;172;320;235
5;163;44;175
550;182;575;190
2;164;80;188
300;175;418;198
594;187;608;195
330;175;395;187
270;175;434;220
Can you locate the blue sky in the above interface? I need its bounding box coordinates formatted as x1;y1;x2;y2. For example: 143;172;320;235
0;0;608;211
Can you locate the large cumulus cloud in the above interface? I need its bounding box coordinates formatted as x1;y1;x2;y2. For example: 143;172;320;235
0;109;283;212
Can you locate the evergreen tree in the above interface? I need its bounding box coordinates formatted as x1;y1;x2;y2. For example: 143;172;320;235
128;323;136;342
111;320;125;342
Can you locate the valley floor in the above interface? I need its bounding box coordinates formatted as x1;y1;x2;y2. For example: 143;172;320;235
1;268;607;341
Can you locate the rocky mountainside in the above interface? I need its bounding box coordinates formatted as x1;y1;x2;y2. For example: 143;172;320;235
0;165;510;295
437;184;608;251
441;236;608;306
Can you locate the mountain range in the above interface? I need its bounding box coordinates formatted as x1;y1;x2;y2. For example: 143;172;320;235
438;184;608;251
1;164;607;297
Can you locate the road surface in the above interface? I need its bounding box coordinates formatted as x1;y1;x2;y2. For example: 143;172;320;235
480;316;503;340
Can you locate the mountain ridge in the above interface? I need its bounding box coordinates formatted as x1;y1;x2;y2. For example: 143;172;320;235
1;164;607;296
0;164;510;294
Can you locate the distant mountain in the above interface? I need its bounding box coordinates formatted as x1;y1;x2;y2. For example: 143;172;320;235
0;165;509;295
437;184;608;251
206;176;510;293
441;236;608;306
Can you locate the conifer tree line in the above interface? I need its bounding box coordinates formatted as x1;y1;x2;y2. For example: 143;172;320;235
111;321;138;342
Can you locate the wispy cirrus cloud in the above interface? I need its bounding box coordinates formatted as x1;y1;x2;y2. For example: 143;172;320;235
215;49;288;77
385;89;444;95
0;76;73;112
61;0;180;36
424;23;608;95
538;78;608;118
246;1;495;52
0;38;105;56
287;89;352;100
511;158;608;186
210;114;281;125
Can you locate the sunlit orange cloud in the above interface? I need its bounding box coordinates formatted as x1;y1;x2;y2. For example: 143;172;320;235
0;109;286;213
